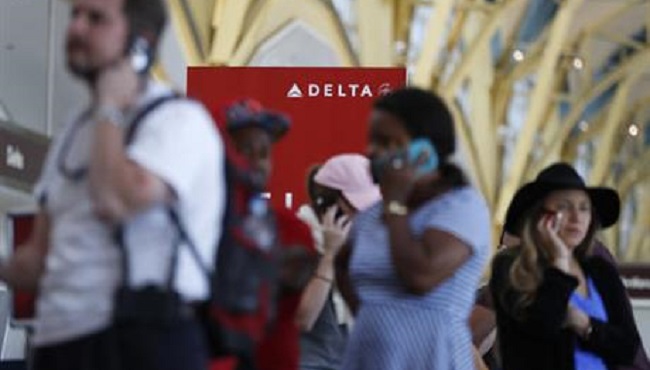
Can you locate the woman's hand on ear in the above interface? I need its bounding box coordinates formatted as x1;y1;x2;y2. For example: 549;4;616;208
537;212;571;271
321;206;351;257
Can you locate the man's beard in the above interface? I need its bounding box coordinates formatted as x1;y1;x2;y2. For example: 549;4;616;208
65;38;105;83
67;61;100;83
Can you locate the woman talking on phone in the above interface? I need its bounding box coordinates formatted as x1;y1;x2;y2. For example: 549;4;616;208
338;88;491;370
490;163;641;370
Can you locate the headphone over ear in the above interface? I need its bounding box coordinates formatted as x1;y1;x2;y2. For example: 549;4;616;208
126;34;154;74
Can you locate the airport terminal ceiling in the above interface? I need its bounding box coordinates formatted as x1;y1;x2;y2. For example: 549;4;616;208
1;0;648;261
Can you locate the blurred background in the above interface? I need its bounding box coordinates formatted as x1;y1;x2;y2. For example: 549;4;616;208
0;0;649;363
2;0;646;261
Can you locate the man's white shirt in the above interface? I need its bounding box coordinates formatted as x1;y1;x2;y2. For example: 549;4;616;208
32;81;225;346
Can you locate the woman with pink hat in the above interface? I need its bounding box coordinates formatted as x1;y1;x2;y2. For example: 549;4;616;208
295;154;381;370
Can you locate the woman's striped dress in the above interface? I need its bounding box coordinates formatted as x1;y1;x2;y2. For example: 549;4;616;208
341;187;491;370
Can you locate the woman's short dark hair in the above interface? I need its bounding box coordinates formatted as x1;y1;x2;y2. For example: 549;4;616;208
374;87;466;187
373;87;456;160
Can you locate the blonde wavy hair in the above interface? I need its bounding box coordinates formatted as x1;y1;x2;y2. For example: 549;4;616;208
508;201;598;318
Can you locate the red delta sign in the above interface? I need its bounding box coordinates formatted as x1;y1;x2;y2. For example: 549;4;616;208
187;67;406;210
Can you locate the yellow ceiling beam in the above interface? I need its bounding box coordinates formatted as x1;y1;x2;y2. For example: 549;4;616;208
442;0;518;94
624;184;650;261
394;0;419;66
593;31;646;51
647;3;650;42
448;100;488;206
492;0;530;70
618;147;650;196
563;115;606;160
456;0;498;13
531;47;650;176
462;11;498;207
208;0;253;64
492;30;550;128
180;0;215;54
495;0;585;225
395;0;415;45
411;0;455;88
434;5;468;75
523;102;565;181
212;0;225;28
492;3;626;131
640;234;650;262
566;96;650;151
579;0;645;39
357;0;396;66
166;0;205;65
589;75;636;184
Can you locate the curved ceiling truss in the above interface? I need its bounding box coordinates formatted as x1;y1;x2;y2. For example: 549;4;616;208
166;0;649;261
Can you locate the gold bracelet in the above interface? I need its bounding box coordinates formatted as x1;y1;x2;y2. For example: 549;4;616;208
314;274;333;283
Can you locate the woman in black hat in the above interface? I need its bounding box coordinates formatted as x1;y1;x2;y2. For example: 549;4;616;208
490;162;641;370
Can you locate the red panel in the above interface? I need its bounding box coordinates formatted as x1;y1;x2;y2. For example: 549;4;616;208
187;67;406;210
9;213;36;321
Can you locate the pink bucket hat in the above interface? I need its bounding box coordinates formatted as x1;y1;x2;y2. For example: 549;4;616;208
314;154;382;211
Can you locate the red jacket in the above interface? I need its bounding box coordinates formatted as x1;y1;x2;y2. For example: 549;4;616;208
211;208;316;370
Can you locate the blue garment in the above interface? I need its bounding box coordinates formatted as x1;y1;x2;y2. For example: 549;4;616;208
570;277;609;370
341;187;491;370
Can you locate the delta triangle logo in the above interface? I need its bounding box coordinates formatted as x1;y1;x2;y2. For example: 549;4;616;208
287;83;304;98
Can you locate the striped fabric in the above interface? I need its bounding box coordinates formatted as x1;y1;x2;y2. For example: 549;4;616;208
341;187;491;370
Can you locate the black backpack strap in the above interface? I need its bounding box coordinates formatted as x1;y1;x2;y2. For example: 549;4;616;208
124;92;183;145
167;207;211;278
114;91;192;288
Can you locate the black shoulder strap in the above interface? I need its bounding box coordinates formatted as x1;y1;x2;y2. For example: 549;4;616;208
167;207;210;277
115;91;206;288
124;92;183;145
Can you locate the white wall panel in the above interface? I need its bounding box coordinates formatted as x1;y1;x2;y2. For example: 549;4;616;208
0;0;50;134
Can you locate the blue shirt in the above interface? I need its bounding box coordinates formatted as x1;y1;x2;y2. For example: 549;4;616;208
570;277;608;370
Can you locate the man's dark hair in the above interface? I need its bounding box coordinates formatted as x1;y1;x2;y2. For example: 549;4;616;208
123;0;168;52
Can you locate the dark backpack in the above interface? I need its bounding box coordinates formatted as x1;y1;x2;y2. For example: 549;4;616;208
125;94;282;363
201;142;281;362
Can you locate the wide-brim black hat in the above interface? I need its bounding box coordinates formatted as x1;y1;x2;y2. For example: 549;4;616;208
504;163;620;236
225;99;290;142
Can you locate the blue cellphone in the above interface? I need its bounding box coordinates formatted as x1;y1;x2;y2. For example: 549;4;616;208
407;138;438;177
369;138;439;183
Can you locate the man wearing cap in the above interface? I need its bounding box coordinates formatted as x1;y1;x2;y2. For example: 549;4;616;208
224;99;318;370
490;162;642;370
